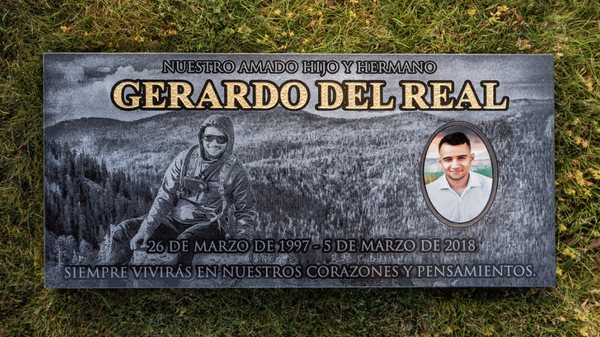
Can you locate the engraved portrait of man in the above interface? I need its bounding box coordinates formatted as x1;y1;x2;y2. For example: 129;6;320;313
107;114;256;265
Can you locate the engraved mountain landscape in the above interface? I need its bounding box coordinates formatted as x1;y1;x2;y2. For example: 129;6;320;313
44;98;554;287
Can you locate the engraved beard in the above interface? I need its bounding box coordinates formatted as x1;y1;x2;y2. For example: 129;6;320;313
202;126;228;160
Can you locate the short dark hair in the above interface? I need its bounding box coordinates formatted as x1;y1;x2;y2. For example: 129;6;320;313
438;132;471;152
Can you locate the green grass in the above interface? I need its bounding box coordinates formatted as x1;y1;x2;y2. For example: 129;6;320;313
1;0;599;336
424;172;442;185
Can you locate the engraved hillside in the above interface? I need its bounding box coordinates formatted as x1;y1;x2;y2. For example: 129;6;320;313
45;100;555;286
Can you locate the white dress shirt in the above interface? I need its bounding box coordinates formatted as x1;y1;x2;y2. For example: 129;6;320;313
425;171;493;223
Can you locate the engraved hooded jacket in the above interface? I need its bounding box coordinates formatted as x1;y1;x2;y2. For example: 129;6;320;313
139;114;256;240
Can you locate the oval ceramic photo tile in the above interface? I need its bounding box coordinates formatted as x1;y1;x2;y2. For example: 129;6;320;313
421;122;498;227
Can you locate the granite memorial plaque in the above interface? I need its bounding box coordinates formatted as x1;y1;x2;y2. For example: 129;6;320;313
44;53;555;288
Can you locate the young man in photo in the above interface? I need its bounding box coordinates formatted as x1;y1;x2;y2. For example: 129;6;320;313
426;132;492;223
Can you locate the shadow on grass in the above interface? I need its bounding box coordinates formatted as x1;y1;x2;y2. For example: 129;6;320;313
21;287;560;336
